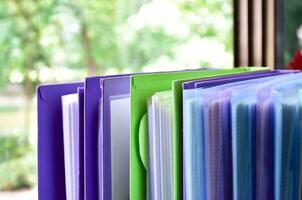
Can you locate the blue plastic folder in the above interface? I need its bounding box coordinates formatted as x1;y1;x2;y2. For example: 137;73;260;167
200;76;287;200
272;79;302;200
182;73;271;200
213;75;300;200
230;73;300;200
229;74;300;200
182;70;288;200
231;81;277;200
255;73;302;200
201;72;298;200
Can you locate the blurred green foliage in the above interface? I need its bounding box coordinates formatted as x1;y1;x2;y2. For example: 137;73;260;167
0;105;19;113
0;0;233;97
0;134;35;190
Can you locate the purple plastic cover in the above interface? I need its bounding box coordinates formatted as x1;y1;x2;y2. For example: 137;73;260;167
78;87;84;200
84;74;129;200
98;76;130;200
38;82;83;200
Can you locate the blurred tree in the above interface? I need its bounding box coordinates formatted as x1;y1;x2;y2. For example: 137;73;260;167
177;0;233;52
0;0;234;88
0;134;35;190
0;0;59;87
0;0;233;108
0;0;58;130
59;0;121;74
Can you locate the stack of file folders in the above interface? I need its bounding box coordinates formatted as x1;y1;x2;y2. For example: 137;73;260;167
37;67;302;200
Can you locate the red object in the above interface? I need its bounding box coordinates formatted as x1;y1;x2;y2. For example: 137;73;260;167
288;50;302;70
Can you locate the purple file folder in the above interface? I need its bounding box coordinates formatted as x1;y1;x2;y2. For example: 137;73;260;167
78;87;85;200
99;76;130;200
37;82;83;200
84;77;101;200
84;74;129;200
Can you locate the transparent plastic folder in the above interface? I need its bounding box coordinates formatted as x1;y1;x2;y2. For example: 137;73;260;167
201;76;288;200
216;75;301;200
98;76;130;200
231;100;254;200
203;72;300;200
272;81;302;200
230;74;296;200
231;75;293;200
183;97;204;200
232;85;270;200
229;72;302;200
182;70;289;200
182;74;263;200
255;73;302;200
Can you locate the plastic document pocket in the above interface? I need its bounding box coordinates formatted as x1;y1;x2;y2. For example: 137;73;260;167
98;76;131;200
110;95;130;200
272;82;302;200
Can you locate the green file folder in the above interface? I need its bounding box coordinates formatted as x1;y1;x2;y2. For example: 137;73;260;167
130;67;267;200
